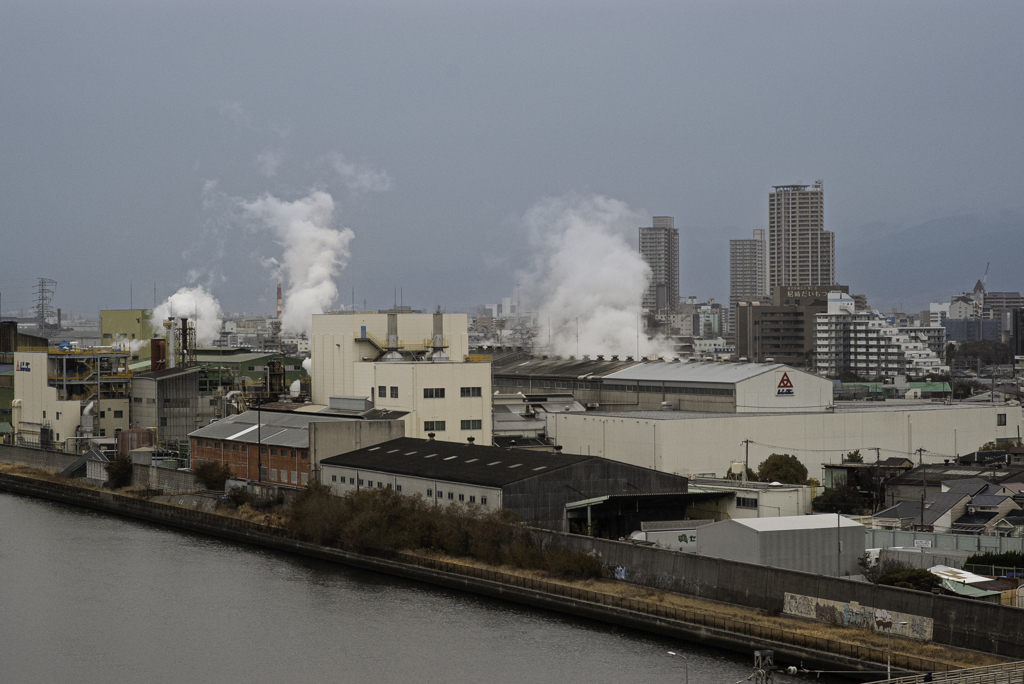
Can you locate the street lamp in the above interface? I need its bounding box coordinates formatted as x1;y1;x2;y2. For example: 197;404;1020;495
887;620;908;679
667;650;688;684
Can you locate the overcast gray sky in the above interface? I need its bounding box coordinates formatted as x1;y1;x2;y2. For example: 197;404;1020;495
2;0;1022;318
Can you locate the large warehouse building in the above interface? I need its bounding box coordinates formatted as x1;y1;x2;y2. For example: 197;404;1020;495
494;359;833;414
318;436;699;535
696;514;866;576
546;402;1022;482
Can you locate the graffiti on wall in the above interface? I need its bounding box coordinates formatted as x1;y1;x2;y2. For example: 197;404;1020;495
783;593;933;641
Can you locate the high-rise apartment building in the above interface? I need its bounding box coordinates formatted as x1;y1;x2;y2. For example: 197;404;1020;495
729;229;767;333
768;181;835;289
639;216;679;312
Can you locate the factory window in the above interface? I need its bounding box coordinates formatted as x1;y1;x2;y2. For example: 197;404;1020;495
436;490;442;498
423;388;445;399
209;399;217;406
998;413;1007;426
736;497;758;509
248;366;255;371
232;444;239;451
390;386;398;398
261;447;268;455
300;451;308;459
481;497;487;506
396;485;402;493
349;477;355;485
357;479;364;486
427;489;433;497
99;429;105;437
448;492;454;500
160;418;167;427
291;450;297;458
147;398;156;404
460;420;482;430
386;483;392;490
424;421;445;431
206;441;211;447
460;387;482;397
100;411;106;418
42;411;46;419
378;386;386;398
377;481;383;488
292;472;298;484
214;442;220;448
469;495;475;503
241;445;247;453
56;412;61;419
458;494;464;502
134;398;142;404
270;469;278;481
301;473;308;485
271;448;278;456
332;475;337;482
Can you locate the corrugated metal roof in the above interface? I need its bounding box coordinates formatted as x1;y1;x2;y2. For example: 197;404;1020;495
189;410;361;448
726;514;864;532
320;437;593;488
493;357;644;378
602;362;786;385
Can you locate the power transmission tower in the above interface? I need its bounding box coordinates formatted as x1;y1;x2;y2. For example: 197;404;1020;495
34;278;57;330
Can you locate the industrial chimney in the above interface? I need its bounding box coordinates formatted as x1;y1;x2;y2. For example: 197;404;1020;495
427;308;449;362
381;313;403;362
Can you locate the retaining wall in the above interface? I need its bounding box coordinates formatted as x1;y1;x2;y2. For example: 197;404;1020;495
0;444;78;472
528;529;1024;659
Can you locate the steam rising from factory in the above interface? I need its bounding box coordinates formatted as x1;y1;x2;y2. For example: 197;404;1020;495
519;195;674;359
151;285;224;345
240;190;353;336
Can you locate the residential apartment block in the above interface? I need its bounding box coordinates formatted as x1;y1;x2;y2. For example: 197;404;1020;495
639;216;679;312
729;229;767;333
768;181;835;289
815;293;945;379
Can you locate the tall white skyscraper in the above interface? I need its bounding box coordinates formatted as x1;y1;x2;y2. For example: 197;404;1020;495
768;181;835;289
639;216;679;312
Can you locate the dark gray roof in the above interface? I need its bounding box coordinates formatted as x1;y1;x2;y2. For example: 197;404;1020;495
319;437;595;488
493;357;643;379
954;512;998;527
189;410;361;449
874;491;969;525
971;495;1014;507
942;478;994;496
888;465;1024;488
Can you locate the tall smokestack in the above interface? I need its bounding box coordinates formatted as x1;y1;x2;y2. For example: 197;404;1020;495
428;308;449;362
57;308;61;331
277;282;282;318
387;313;398;348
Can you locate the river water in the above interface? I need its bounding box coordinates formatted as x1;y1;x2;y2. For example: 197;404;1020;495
0;492;848;684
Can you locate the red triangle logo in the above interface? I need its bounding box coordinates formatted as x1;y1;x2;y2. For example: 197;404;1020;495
777;372;793;389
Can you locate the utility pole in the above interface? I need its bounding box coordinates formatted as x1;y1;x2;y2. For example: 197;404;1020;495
872;447;881;463
742;439;753;481
916;447;926;466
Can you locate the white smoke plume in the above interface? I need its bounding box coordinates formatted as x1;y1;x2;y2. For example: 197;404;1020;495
331;153;392;193
152;285;224;346
289;379;301;397
240;191;354;336
302;358;312;376
519;195;675;360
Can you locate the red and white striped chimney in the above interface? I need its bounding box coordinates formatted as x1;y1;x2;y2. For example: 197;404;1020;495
276;282;282;318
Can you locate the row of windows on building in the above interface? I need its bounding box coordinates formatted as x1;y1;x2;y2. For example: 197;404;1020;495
199;440;308;459
42;409;122;420
422;419;482;432
329;474;488;505
376;386;483;399
269;468;308;485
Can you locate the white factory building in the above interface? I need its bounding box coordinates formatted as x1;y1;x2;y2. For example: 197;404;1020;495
310;311;491;445
547;401;1021;483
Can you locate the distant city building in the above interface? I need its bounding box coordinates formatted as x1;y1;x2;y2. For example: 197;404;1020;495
768;181;835;289
735;286;847;367
815;292;945;379
943;318;1001;344
729;229;767;335
1012;308;1024;359
639;216;679;312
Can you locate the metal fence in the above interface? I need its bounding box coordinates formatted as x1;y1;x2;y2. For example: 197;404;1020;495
394;551;959;674
964;565;1024;578
874;660;1024;683
866;529;1024;554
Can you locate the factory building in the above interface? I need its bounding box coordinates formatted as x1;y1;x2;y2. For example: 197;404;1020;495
100;309;156;360
311;311;489;446
546;403;1022;484
696;515;866;576
319;436;697;535
131;366;203;452
494;357;831;415
11;348;131;450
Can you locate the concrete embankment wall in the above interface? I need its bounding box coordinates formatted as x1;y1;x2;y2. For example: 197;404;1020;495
0;444;200;492
0;472;925;677
527;529;1024;659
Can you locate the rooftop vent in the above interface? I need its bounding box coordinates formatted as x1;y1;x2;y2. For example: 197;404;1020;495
427;432;435;441
554;445;563;452
509;440;516;449
467;436;475;445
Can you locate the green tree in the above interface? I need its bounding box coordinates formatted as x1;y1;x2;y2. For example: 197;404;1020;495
194;461;235;491
843;449;863;463
812;486;867;514
952;340;1011;366
877;567;940;593
756;453;809;485
104;455;134;490
952;380;979;399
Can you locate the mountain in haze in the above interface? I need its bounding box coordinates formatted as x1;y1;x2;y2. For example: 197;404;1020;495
839;210;1024;313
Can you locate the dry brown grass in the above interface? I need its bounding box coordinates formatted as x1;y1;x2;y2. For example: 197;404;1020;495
413;550;1006;670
